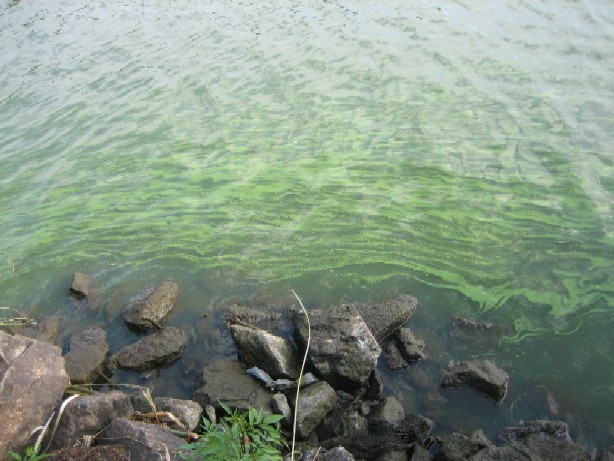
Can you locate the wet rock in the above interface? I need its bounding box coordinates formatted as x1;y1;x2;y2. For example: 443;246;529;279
192;359;273;413
289;380;338;439
599;446;614;461
47;391;133;450
291;305;381;389
396;327;426;363
383;341;409;370
97;418;185;461
521;433;591;461
369;396;405;427
375;450;409;461
153;397;202;432
441;359;509;402
434;429;493;461
229;322;300;379
310;447;357;461
0;331;69;457
2;315;61;344
450;316;505;335
469;442;539;461
51;445;130;461
109;327;186;371
69;272;92;301
123;280;179;331
222;304;287;334
350;294;419;341
498;419;571;443
63;327;109;384
410;445;433;461
271;393;292;427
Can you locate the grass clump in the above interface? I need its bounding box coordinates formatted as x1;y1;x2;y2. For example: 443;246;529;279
6;446;55;461
180;402;287;461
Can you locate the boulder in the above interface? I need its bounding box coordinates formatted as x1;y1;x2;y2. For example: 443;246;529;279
441;359;509;402
396;328;426;363
153;397;203;432
383;341;409;370
193;359;273;413
521;433;591;461
63;327;109;383
435;429;493;461
97;418;185;461
68;272;92;301
0;331;69;460
109;327;186;371
3;315;61;345
47;391;133;450
375;450;409;461
51;445;130;461
291;305;381;389
350;294;419;341
229;322;300;379
469;442;539;461
289;380;338;439
369;396;405;427
123;280;179;330
222;304;287;334
410;445;433;461
498;419;571;443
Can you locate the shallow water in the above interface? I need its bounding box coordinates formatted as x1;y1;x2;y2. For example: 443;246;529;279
1;0;613;454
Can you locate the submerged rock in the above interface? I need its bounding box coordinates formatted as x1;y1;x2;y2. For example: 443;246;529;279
109;327;186;371
291;305;381;389
396;327;426;363
441;359;509;402
63;326;109;384
435;429;494;461
498;419;571;443
383;341;409;370
69;272;93;301
123;280;179;331
3;315;61;345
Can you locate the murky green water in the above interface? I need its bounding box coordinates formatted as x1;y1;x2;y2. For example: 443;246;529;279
1;0;613;453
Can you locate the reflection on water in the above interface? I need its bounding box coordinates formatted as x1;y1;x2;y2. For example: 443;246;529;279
1;0;613;453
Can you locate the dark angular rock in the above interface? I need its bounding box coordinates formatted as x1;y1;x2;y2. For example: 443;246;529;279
441;359;509;402
0;331;69;457
229;322;300;379
599;446;614;461
289;380;338;439
434;429;493;461
63;326;109;384
469;442;540;461
153;397;203;432
192;359;273;413
316;447;357;461
291;305;381;389
69;272;92;300
97;418;185;461
410;445;433;461
383;341;409;370
3;315;61;345
369;396;405;427
123;280;179;331
349;294;419;341
47;391;134;450
374;450;409;461
109;327;186;371
271;393;292;427
498;419;571;443
51;445;130;461
222;304;287;334
521;433;591;461
396;327;426;363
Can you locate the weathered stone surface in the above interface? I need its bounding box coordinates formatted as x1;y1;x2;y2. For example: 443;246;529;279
154;397;203;432
441;359;509;402
397;327;426;363
97;418;185;461
52;445;130;461
123;280;179;330
410;445;433;461
435;429;493;461
291;305;381;389
3;315;61;345
47;391;133;450
469;442;539;461
369;396;405;427
229;322;300;379
290;380;338;439
64;327;109;384
383;341;409;370
375;450;409;461
316;447;357;461
109;327;186;371
69;272;92;300
222;304;287;334
521;433;591;461
498;419;571;443
350;294;418;341
193;359;273;413
271;393;292;427
0;331;69;459
599;446;614;461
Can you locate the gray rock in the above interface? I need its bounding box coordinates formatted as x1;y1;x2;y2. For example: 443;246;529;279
350;294;419;341
271;393;292;427
229;322;300;379
0;331;69;458
375;450;409;461
2;315;62;345
521;433;591;461
97;417;185;461
109;327;186;371
222;304;287;334
410;445;433;461
123;280;179;330
599;446;614;461
383;341;409;370
291;305;381;389
290;380;338;439
153;397;203;432
63;327;109;384
317;447;357;461
69;272;92;300
469;442;540;461
47;391;133;450
498;419;571;443
435;429;493;461
396;328;426;363
441;359;509;402
369;396;405;427
193;359;273;413
52;445;130;461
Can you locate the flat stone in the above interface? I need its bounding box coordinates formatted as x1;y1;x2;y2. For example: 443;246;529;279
109;327;186;371
123;280;179;331
441;359;509;402
64;327;109;384
351;294;418;341
0;331;69;456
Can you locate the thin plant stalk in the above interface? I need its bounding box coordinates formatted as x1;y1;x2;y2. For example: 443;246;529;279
291;289;311;461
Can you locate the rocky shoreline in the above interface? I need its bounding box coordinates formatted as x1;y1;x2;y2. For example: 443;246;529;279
0;274;612;461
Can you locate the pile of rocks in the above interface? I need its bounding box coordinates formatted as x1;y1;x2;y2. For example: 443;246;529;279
1;274;611;461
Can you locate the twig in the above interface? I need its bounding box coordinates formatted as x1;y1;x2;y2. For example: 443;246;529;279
291;289;311;461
